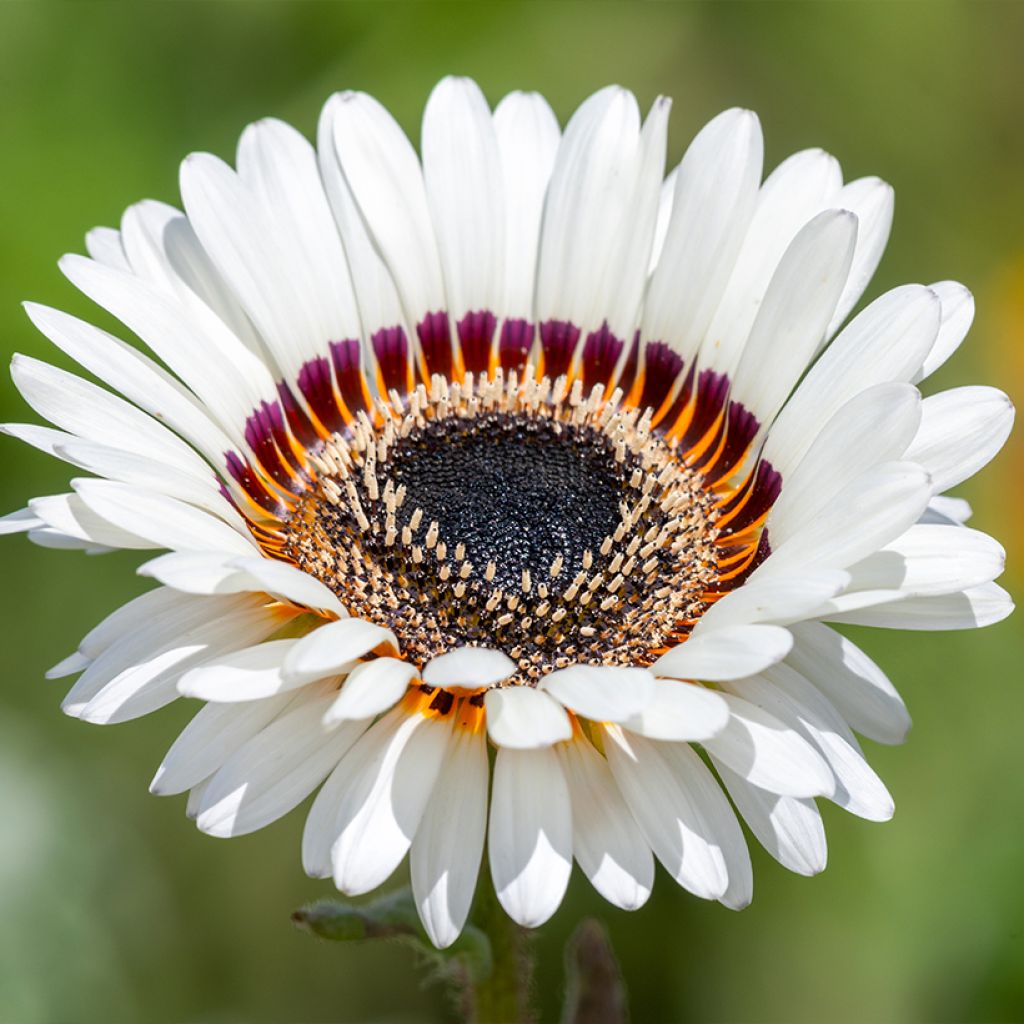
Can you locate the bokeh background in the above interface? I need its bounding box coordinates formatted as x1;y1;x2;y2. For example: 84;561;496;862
1;3;1021;1022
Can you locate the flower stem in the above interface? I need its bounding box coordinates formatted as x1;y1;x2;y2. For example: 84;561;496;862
471;882;534;1023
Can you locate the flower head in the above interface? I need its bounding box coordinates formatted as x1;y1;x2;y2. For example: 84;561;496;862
3;76;1013;948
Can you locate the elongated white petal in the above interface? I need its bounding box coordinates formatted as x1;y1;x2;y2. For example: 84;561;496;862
825;582;1013;631
653;625;793;681
412;724;488;948
702;693;835;798
534;86;644;336
541;665;654;722
71;597;291;725
764;285;939;478
728;667;894;821
178;639;308;702
422;647;517;689
138;550;346;616
198;688;367;838
85;226;129;270
489;746;572;927
558;735;653;910
914;281;974;382
485;686;572;749
10;354;206;476
697;571;849;631
767;383;922;546
423;77;504;322
332;710;452;896
826;176;894;336
904;386;1014;494
323;658;418;725
753;461;932;579
786;622;910;745
493;91;560;319
713;758;826;876
330;91;445;324
22;302;236;468
700;147;843;375
729;210;857;428
621;679;729;741
604;727;744;900
283;618;398;686
151;690;295;795
60;254;277;442
642;108;762;362
845;524;1005;598
73;480;256;556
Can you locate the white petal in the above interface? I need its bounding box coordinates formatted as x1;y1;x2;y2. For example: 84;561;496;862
46;651;90;679
922;495;973;525
493;90;560;319
767;383;922;547
151;690;295;795
71;596;292;725
198;688;367;838
534;86;646;336
729;210;858;428
138;550;346;616
713;758;827;876
753;461;932;579
77;586;200;660
422;647;517;689
764;285;940;479
85;225;129;270
331;709;451;896
178;639;310;702
728;667;894;821
22;303;236;468
653;624;793;681
642;108;763;363
282;618;398;686
825;581;1013;631
620;680;729;742
700;147;843;375
557;735;653;910
30;492;150;549
702;693;835;798
73;480;257;556
488;746;572;927
57;440;244;533
845;524;1005;598
10;354;208;477
484;686;572;749
786;622;910;745
826;176;894;337
904;386;1014;493
540;665;654;722
604;728;744;901
60;254;277;443
914;281;974;382
696;570;849;631
323;658;418;725
330;91;445;323
411;724;488;948
236;119;362;358
0;507;44;535
317;95;408;354
422;77;504;321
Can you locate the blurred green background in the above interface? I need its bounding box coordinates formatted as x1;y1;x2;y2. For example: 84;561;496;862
1;3;1021;1022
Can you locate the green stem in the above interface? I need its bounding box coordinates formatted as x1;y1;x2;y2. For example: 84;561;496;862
471;881;534;1024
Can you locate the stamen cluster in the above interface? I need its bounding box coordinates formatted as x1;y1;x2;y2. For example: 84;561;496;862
282;370;720;683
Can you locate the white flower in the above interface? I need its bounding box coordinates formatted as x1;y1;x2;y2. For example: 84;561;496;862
2;77;1013;949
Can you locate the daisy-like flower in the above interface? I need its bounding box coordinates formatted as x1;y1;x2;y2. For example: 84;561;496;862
2;77;1013;949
